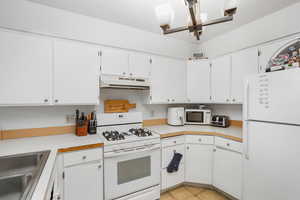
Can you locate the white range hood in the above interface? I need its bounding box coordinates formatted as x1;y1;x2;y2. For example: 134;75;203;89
100;74;150;90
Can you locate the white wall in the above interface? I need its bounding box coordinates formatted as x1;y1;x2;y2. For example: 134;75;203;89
209;105;242;121
0;0;197;59
0;106;95;130
98;89;168;120
200;2;300;58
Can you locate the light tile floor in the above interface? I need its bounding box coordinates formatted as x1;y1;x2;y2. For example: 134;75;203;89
161;186;229;200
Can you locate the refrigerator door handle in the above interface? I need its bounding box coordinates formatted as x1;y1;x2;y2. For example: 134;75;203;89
243;79;250;120
244;80;250;160
244;121;250;160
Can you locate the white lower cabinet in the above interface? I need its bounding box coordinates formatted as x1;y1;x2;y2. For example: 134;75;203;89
161;136;185;190
185;136;214;184
213;138;243;199
160;135;242;199
62;148;103;200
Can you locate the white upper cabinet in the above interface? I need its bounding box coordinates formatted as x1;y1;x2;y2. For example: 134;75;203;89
150;56;171;103
258;37;295;73
0;30;52;106
231;48;259;103
129;53;151;78
150;56;186;104
211;55;231;103
101;47;129;76
187;60;211;103
169;59;187;103
53;40;100;105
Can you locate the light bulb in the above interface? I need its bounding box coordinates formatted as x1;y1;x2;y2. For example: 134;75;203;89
155;4;174;26
224;0;238;11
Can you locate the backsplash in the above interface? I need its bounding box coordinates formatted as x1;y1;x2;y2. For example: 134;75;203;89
0;90;242;131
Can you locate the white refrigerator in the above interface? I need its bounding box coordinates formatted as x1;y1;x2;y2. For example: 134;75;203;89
243;68;300;200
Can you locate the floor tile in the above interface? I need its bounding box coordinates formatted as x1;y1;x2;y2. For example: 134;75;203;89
169;187;193;200
164;186;229;200
197;189;228;200
161;192;176;200
184;186;206;196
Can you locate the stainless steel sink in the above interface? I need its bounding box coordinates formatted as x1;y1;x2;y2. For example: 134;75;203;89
0;151;50;200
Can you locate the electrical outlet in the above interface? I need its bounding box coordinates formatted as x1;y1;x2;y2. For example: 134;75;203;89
66;114;76;123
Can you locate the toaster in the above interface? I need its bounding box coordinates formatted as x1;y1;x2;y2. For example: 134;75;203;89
211;115;230;128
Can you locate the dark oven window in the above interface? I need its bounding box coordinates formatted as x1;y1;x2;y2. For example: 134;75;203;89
117;156;151;185
186;112;204;123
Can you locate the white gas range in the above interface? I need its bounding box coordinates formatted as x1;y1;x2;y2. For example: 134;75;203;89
97;112;161;200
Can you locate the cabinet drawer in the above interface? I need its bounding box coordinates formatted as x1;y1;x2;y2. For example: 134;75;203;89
161;136;185;148
215;137;242;153
162;144;185;169
185;135;214;145
63;148;103;167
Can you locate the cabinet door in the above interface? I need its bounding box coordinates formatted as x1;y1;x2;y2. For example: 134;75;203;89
187;60;211;103
185;144;213;184
162;144;185;190
258;38;294;73
53;40;100;105
150;56;172;103
213;147;242;199
164;162;185;189
231;48;258;103
211;55;231;103
0;31;52;105
101;47;129;76
129;53;151;78
169;59;187;103
162;144;185;169
64;162;103;200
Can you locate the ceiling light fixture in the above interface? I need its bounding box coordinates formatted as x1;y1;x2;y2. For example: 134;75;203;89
156;0;238;40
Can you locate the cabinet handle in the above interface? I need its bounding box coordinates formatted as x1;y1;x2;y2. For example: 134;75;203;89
130;73;133;76
232;98;236;102
226;99;229;102
226;143;230;147
122;72;126;75
198;138;202;142
173;141;177;144
172;99;175;102
213;149;216;152
98;164;102;169
187;146;190;150
44;99;48;103
82;156;87;160
55;99;58;103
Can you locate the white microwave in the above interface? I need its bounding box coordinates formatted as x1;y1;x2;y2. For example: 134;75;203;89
185;109;211;125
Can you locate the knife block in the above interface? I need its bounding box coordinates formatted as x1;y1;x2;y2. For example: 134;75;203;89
76;120;88;136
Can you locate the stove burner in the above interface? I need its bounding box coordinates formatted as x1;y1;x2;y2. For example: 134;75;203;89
128;128;153;137
102;131;125;141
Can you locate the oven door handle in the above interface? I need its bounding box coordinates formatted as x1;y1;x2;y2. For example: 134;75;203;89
105;146;160;158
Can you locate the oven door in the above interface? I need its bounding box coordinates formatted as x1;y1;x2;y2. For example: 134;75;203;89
104;144;161;200
185;110;204;124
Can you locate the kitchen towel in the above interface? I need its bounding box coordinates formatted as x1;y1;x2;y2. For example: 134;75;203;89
167;152;183;173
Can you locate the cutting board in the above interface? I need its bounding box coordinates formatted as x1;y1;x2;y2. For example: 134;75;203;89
104;100;136;113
